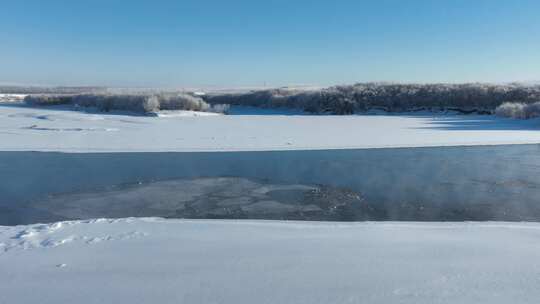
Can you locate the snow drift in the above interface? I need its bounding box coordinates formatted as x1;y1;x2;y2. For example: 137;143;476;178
2;219;540;304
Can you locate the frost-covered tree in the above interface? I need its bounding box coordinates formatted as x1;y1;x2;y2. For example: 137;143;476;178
204;83;540;114
23;93;227;114
495;102;540;119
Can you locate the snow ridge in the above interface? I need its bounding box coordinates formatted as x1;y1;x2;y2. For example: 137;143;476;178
0;218;148;253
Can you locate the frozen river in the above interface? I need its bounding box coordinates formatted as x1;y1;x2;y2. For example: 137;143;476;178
2;144;540;224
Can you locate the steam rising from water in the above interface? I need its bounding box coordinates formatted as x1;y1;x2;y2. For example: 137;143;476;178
2;145;540;225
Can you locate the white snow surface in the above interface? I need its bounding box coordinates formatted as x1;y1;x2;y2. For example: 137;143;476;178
2;103;540;152
1;218;540;303
154;109;222;117
0;94;26;102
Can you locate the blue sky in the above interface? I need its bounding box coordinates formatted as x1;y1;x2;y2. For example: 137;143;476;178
1;0;539;87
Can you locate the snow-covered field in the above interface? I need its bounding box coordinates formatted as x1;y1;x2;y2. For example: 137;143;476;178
1;103;540;152
2;219;540;304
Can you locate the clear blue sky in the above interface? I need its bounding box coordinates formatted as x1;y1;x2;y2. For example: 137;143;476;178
1;0;539;87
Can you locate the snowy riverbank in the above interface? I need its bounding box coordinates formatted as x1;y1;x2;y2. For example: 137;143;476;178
2;218;540;304
1;103;540;152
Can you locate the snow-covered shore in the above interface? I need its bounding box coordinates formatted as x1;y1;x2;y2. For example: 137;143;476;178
1;103;540;152
2;218;540;304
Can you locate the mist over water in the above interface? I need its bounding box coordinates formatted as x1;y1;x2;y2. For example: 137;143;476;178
2;144;540;225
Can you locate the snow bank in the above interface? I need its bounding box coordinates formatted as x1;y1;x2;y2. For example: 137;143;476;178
1;105;540;152
1;218;540;303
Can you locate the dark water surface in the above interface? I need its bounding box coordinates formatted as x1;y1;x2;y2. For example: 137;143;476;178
1;144;540;225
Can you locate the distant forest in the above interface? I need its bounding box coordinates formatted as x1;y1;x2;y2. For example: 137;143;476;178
4;83;540;116
204;83;540;114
